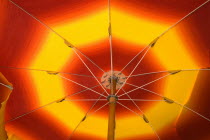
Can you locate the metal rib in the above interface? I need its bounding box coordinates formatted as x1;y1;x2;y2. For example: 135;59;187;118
118;73;172;97
127;68;210;77
116;47;151;95
158;0;210;38
0;82;13;90
118;99;164;101
128;85;210;122
120;46;150;73
117;102;142;118
59;75;107;98
0;66;96;78
71;49;109;95
5;85;101;124
73;48;105;73
68;94;107;139
65;99;107;101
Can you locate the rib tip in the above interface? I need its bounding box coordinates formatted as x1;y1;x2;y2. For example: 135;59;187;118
64;39;74;48
47;71;59;75
169;70;181;75
143;115;149;123
56;98;65;103
149;37;160;48
5;85;13;90
163;97;174;104
57;98;65;103
82;116;86;122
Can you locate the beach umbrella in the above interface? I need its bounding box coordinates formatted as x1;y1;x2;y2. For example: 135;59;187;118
0;0;210;139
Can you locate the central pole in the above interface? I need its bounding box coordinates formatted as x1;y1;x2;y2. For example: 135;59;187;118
107;77;117;140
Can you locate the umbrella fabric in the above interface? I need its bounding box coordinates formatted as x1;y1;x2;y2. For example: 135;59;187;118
0;0;210;140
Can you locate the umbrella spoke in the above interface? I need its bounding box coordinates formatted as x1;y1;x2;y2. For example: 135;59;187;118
0;66;97;78
127;68;210;77
108;0;114;77
108;0;114;94
70;49;109;95
59;75;107;98
117;102;142;117
175;102;210;122
122;88;143;114
158;0;210;38
73;48;105;73
68;95;108;139
116;46;151;95
88;102;109;117
126;82;164;98
66;85;101;98
5;100;58;124
65;99;107;101
118;99;164;101
119;73;174;97
0;82;13;90
121;88;160;139
120;45;150;73
4;85;101;124
128;84;210;122
148;122;160;140
117;101;160;139
9;0;65;40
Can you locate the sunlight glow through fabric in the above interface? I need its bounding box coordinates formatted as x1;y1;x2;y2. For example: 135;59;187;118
0;0;210;140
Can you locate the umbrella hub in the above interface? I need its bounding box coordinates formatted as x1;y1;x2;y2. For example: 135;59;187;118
107;95;118;101
101;71;126;89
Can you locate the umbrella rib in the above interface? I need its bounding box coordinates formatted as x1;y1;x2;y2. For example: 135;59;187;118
118;99;164;101
88;102;109;117
68;95;107;139
108;0;114;78
117;102;160;139
128;83;210;122
59;75;107;98
122;88;143;114
158;0;210;38
68;102;109;139
9;0;104;74
4;85;100;124
174;101;210;122
73;48;105;73
120;45;150;73
126;82;165;98
117;101;142;118
71;49;109;95
118;73;172;97
5;100;57;124
0;66;97;78
148;123;160;140
127;68;210;77
116;46;151;95
65;99;107;101
8;0;65;40
0;82;13;90
66;85;101;98
121;89;160;140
